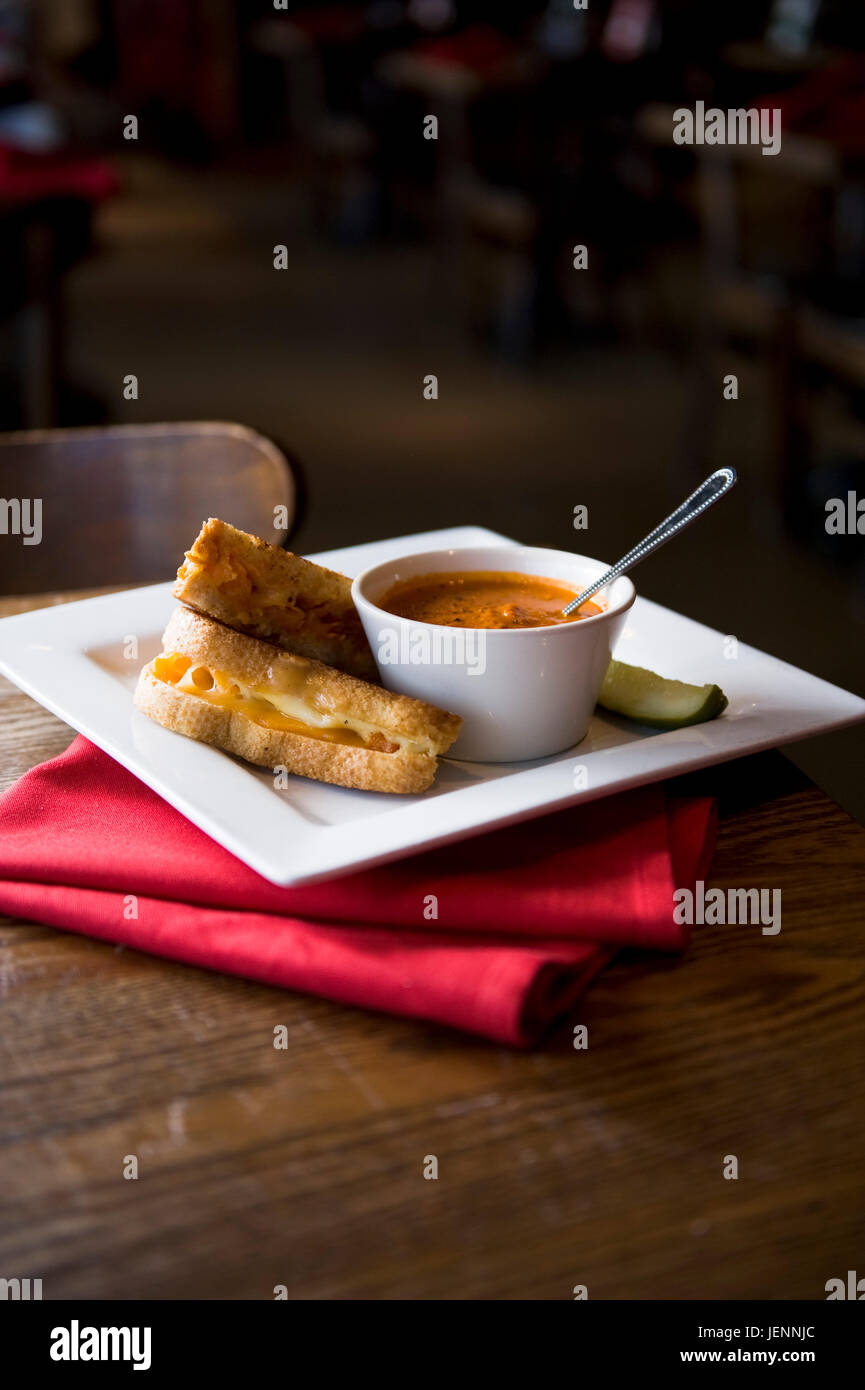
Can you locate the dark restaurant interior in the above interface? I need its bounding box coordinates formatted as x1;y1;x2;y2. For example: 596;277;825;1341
2;0;863;806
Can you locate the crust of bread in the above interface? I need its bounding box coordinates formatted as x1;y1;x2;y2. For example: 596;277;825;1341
161;606;462;752
173;517;378;681
134;665;442;794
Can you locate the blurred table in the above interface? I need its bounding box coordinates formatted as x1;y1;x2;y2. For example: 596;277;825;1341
1;588;863;1300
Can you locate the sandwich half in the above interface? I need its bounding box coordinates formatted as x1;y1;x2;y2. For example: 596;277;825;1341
173;518;378;681
134;607;462;794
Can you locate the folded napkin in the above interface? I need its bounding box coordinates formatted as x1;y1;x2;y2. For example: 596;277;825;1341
0;737;716;1046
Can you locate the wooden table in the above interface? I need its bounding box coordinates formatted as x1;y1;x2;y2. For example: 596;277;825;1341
1;590;863;1301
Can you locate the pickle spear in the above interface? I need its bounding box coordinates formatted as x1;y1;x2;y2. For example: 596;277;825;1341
598;659;728;729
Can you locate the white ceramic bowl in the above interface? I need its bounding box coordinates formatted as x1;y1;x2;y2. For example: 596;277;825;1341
352;545;636;761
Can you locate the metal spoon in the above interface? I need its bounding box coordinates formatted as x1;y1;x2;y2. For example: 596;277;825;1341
561;467;737;617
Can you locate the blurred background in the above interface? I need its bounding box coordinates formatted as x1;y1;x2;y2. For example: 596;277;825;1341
1;0;864;809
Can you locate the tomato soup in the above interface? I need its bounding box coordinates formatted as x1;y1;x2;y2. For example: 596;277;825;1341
377;570;604;629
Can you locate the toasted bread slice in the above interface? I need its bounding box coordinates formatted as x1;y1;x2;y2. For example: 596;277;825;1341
134;608;462;794
173;518;378;681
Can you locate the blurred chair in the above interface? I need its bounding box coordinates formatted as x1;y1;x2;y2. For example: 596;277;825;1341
250;13;375;240
377;28;540;228
0;421;297;593
376;26;541;335
637;102;848;494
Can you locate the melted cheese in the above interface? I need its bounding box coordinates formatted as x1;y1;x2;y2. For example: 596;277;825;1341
152;654;431;754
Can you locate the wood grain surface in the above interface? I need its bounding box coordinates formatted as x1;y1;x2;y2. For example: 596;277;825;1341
1;590;863;1301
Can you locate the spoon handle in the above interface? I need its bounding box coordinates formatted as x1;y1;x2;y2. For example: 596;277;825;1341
561;467;737;616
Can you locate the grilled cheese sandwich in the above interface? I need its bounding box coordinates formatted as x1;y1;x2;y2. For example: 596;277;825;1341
173;518;378;681
135;608;461;794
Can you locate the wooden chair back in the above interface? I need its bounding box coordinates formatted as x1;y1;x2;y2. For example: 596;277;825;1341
0;421;297;593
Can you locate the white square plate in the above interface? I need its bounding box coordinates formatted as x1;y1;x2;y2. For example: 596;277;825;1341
1;525;863;885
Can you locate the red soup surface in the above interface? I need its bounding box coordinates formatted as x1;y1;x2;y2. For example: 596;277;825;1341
377;570;604;629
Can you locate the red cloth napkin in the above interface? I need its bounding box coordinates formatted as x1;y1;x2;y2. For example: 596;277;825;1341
0;737;716;1046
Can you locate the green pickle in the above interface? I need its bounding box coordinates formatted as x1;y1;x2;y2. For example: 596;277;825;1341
598;659;728;730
